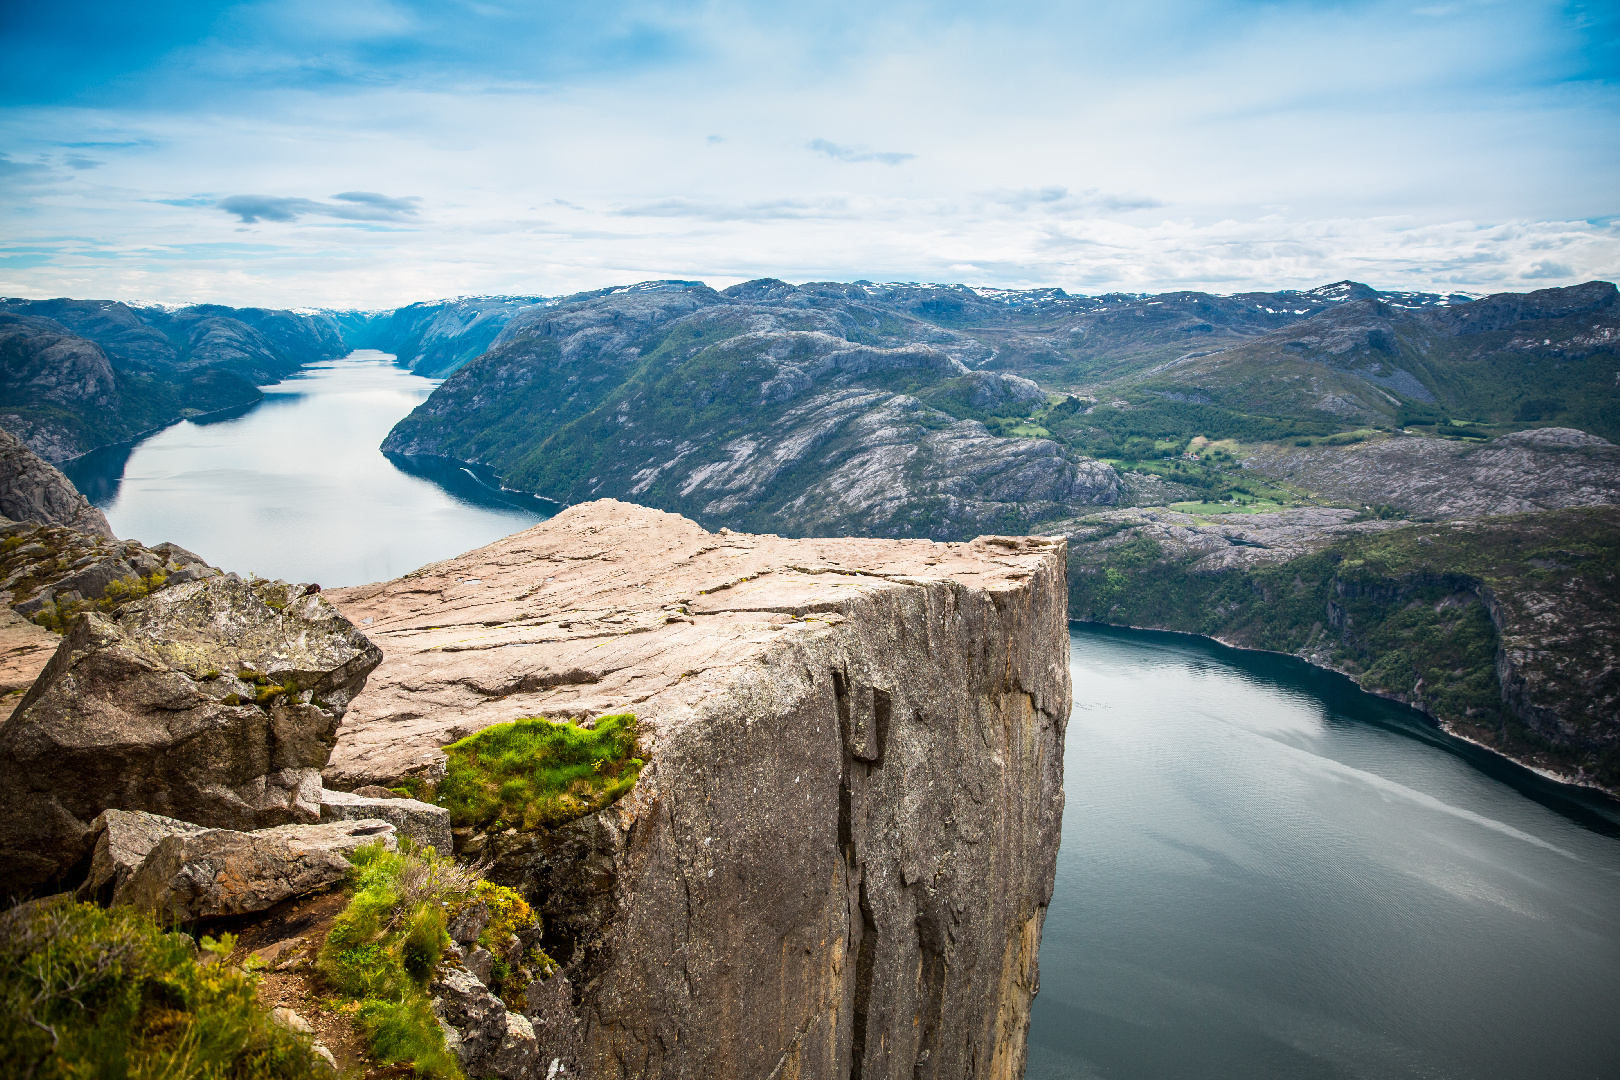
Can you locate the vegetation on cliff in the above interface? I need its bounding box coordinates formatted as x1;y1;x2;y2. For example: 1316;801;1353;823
434;715;643;832
0;897;327;1080
1068;505;1620;790
317;840;551;1078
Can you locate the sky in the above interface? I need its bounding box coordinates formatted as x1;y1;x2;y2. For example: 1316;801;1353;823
1;0;1617;308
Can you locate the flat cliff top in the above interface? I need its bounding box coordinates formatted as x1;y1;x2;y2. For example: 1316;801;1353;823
324;498;1064;787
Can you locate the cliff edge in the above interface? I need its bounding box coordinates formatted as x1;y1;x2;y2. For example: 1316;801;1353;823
327;499;1070;1080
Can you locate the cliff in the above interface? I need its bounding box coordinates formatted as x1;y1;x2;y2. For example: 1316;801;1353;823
327;499;1070;1079
1062;504;1620;793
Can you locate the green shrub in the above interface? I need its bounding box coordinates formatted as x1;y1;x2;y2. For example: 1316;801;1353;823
0;897;326;1080
318;842;472;1079
318;842;555;1078
437;715;643;832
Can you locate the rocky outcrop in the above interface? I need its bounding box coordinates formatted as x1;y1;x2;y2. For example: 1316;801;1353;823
1242;428;1620;519
0;425;113;536
327;498;1069;1080
117;818;396;921
0;574;381;897
319;788;452;854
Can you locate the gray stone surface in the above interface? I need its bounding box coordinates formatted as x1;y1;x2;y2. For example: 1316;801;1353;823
329;499;1069;1080
1242;428;1620;519
116;818;395;921
78;809;210;903
320;787;452;854
0;574;382;896
0;425;112;537
431;965;542;1079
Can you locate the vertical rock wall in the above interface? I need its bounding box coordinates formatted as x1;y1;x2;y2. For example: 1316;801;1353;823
328;501;1070;1079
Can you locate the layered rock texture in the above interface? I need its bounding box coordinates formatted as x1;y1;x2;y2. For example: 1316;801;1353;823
328;499;1070;1079
1241;428;1620;519
0;574;381;896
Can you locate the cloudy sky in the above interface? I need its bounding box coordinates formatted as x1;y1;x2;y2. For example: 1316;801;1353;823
2;0;1617;307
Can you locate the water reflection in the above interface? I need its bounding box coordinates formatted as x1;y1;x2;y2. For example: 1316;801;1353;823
1028;623;1620;1080
63;351;549;586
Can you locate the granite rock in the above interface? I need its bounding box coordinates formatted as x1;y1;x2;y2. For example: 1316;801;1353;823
319;787;452;854
116;818;395;921
0;574;381;896
328;498;1069;1080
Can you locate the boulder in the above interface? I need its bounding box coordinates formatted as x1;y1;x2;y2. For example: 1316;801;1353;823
78;809;210;904
319;787;452;854
116;819;396;921
431;965;541;1079
0;574;382;897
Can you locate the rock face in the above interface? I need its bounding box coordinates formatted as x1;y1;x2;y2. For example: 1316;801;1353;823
0;574;381;897
327;499;1069;1080
1242;428;1620;519
0;425;113;536
319;788;452;854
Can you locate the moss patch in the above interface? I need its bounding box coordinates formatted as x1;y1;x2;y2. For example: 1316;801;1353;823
0;897;326;1080
437;715;643;832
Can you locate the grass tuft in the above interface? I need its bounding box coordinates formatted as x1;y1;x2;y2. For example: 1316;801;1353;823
437;715;643;832
318;841;555;1078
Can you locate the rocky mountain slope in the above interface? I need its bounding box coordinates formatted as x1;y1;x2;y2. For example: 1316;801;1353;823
1122;280;1620;440
325;499;1069;1079
336;295;547;376
382;279;1121;538
0;297;348;459
1062;504;1620;793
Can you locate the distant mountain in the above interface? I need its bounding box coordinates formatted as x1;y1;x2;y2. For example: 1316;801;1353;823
861;278;1473;387
0;298;348;459
381;280;1120;538
335;296;548;376
1117;280;1620;442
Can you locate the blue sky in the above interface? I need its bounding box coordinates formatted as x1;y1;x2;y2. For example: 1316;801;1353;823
2;0;1617;307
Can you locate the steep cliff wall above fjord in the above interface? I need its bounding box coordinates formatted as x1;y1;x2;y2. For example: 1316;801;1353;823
327;499;1070;1080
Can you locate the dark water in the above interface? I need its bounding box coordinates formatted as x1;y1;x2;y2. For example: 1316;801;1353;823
63;351;550;586
1028;624;1620;1080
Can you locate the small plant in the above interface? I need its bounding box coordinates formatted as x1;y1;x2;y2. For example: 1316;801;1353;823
0;897;326;1079
319;842;554;1077
436;714;643;832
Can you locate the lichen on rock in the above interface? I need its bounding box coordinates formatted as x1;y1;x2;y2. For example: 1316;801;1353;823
0;573;382;897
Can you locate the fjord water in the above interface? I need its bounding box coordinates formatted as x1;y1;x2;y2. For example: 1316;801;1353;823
1028;624;1620;1080
63;351;548;586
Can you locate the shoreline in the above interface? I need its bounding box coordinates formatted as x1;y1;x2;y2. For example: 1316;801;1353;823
1075;618;1620;804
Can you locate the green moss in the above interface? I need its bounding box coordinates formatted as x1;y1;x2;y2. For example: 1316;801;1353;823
0;897;326;1080
437;714;643;832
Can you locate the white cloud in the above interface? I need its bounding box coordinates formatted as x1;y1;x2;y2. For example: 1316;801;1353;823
0;0;1615;306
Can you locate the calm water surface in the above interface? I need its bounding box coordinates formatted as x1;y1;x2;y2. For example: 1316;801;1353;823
1028;624;1620;1080
62;358;1620;1077
63;351;549;586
